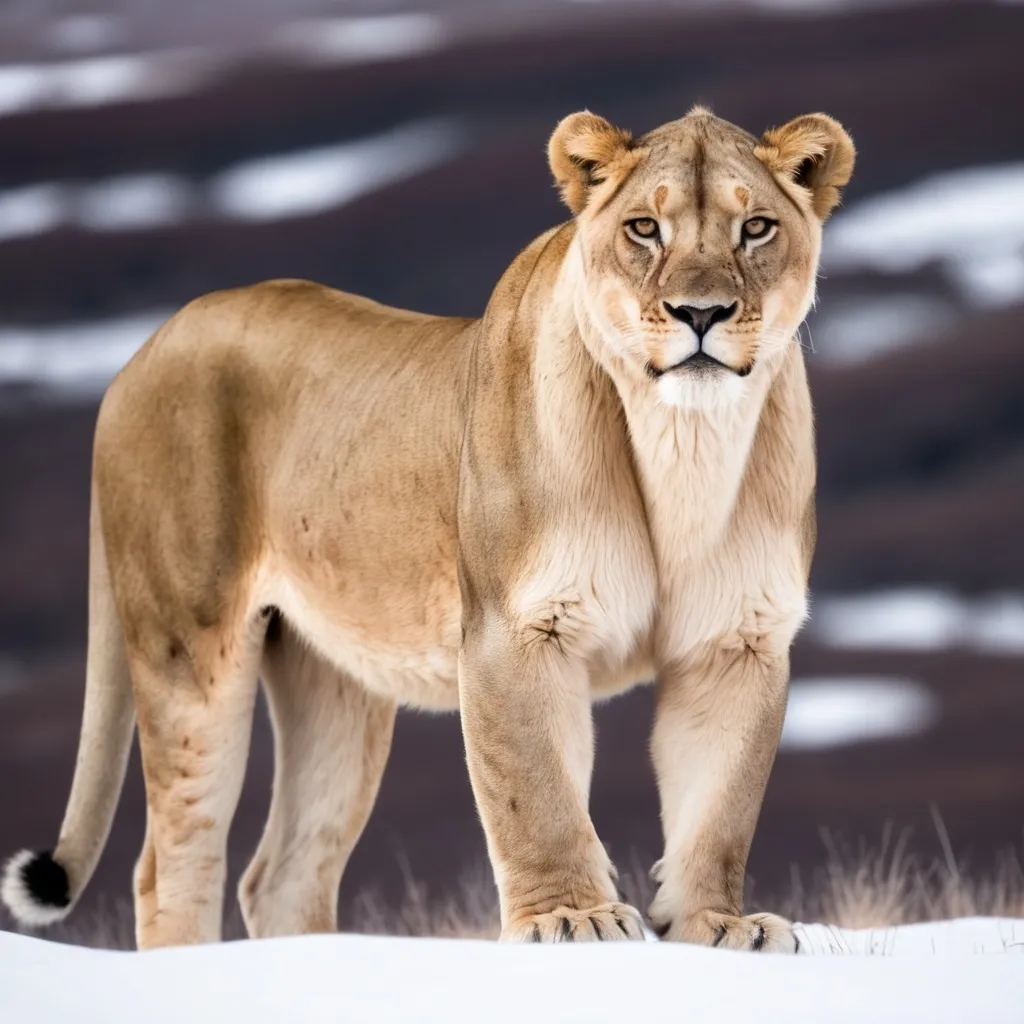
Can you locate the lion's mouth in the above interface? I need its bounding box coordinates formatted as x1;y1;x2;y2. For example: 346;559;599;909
647;351;753;379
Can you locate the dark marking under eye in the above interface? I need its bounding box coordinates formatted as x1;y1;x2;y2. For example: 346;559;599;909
712;924;728;947
751;924;766;951
531;924;541;942
561;917;573;941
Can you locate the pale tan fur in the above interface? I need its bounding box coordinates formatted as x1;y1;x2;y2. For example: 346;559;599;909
3;107;853;950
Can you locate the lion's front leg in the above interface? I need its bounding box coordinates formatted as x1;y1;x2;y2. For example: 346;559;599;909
649;639;797;953
458;612;644;943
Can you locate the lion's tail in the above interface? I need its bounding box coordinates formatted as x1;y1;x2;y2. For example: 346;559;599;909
1;484;135;927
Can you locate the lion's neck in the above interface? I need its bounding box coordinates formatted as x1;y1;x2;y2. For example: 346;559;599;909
615;370;773;558
556;275;776;559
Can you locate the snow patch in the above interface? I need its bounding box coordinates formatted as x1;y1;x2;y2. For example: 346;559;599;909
950;249;1024;306
0;923;1020;1024
0;311;171;394
781;678;937;751
0;184;67;242
210;118;465;222
75;174;192;231
0;118;466;241
0;53;206;118
0;14;449;120
0;176;190;238
271;14;446;66
824;163;1024;308
810;294;952;365
812;589;1024;655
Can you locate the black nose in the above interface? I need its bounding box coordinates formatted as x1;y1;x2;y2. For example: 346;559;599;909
663;301;737;339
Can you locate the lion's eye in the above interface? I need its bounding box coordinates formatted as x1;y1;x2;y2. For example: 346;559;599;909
626;218;660;242
742;217;776;243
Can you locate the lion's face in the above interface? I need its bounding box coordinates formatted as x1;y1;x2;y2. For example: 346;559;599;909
549;108;855;407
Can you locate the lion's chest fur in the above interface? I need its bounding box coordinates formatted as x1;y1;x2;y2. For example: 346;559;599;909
503;352;800;698
620;382;800;660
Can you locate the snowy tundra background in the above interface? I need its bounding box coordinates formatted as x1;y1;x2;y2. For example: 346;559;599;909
0;0;1023;958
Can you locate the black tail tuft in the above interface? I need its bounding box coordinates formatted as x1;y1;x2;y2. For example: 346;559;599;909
21;851;70;909
1;849;72;927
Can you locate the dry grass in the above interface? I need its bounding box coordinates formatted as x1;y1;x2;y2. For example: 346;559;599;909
351;827;1024;935
5;831;1023;950
351;865;499;941
773;825;1024;929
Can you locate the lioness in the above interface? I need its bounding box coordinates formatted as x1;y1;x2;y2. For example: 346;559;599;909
3;106;853;951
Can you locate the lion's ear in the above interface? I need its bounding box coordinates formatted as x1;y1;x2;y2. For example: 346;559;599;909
548;111;635;215
755;113;855;220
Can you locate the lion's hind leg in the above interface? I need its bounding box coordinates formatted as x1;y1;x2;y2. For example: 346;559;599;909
239;615;396;938
129;609;265;949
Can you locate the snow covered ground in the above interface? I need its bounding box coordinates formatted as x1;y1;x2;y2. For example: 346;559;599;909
1;918;1021;1023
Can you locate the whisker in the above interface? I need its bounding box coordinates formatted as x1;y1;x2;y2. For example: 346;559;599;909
801;322;817;356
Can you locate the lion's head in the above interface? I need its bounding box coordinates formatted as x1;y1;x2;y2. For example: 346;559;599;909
549;106;855;407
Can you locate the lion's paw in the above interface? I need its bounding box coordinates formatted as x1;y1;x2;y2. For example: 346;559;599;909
502;902;646;943
653;909;798;953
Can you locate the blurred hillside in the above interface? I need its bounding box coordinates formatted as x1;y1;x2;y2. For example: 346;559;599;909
1;0;1022;925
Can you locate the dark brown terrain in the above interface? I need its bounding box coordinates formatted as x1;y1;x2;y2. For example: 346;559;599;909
1;0;1022;928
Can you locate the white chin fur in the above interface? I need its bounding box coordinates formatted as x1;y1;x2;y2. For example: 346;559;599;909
656;370;749;410
1;850;72;927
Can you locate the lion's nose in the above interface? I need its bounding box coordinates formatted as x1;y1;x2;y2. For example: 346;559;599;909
663;301;737;339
